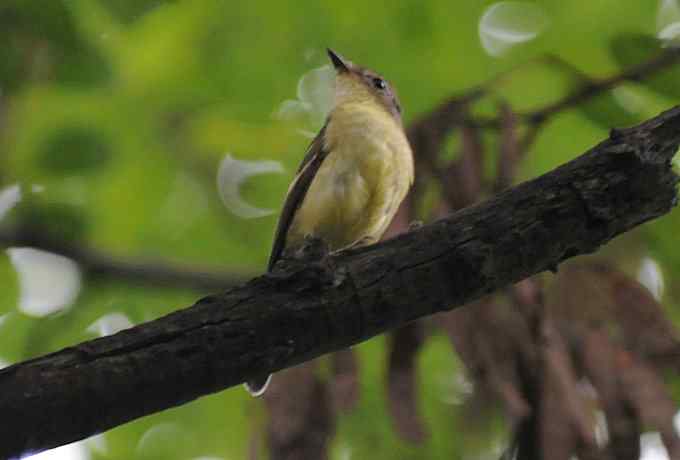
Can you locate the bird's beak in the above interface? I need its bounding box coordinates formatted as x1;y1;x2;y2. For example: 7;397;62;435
327;48;350;74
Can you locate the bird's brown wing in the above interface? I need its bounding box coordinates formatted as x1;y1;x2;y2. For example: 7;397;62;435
295;123;328;174
267;123;328;271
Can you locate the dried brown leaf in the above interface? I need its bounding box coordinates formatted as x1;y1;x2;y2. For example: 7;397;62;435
387;321;428;442
440;298;533;421
264;361;334;460
606;267;680;367
617;351;680;459
538;318;596;460
582;330;640;460
441;120;485;209
330;349;359;413
495;103;520;192
549;262;680;369
552;263;680;459
406;89;483;168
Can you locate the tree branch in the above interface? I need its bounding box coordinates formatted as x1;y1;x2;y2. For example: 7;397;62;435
1;106;679;458
0;227;253;291
526;49;680;125
478;49;680;128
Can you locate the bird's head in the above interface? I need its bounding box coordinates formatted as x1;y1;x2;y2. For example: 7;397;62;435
327;48;402;123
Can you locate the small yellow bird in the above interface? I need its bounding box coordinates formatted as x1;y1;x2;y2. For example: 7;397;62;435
246;49;414;396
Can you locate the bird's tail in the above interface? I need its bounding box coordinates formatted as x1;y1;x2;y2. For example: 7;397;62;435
245;374;272;397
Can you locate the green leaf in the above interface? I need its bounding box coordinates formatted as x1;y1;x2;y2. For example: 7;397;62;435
38;126;111;174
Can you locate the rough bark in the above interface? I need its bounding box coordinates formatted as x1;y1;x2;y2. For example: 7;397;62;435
1;106;679;458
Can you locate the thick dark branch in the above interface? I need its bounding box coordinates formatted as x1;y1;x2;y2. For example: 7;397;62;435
1;106;679;458
0;227;252;291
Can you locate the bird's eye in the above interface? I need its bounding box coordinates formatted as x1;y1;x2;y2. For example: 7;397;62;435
372;78;386;90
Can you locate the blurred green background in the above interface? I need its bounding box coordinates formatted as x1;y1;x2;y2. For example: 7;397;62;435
1;0;679;459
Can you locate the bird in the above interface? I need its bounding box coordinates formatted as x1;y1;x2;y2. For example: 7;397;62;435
245;49;414;396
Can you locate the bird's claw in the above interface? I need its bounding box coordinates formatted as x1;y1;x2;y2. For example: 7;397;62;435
408;220;423;231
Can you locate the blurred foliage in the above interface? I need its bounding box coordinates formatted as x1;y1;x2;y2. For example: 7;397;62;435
0;0;678;459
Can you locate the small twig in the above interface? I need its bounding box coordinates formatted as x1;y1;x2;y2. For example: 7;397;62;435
407;88;485;168
529;49;680;124
0;227;253;291
477;49;680;128
518;122;543;157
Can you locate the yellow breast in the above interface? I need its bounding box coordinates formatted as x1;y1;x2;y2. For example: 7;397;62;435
287;102;413;250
